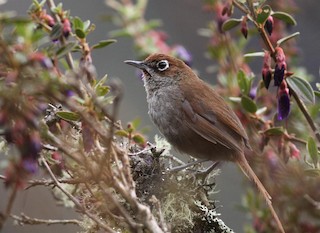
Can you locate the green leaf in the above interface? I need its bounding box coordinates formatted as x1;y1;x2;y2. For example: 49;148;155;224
256;107;267;115
91;39;117;50
144;19;162;30
75;28;86;39
287;76;315;104
244;52;265;58
221;18;242;32
314;91;320;99
307;137;318;168
131;118;141;129
257;5;272;24
237;70;249;95
50;23;63;41
229;97;241;103
56;111;80;121
83;20;91;31
96;85;109;96
263;127;285;136
241;95;257;113
132;134;146;145
304;169;320;177
115;129;129;137
277;32;300;46
272;11;297;26
73;16;83;30
56;42;77;59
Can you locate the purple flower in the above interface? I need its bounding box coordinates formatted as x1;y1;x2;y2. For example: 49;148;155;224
65;89;75;98
264;16;274;36
277;92;290;120
21;159;38;174
277;81;290;120
274;64;285;86
173;45;192;67
249;86;257;99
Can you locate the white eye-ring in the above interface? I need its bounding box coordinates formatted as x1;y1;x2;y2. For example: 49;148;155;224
156;60;169;71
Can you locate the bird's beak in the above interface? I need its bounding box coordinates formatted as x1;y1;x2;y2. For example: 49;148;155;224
124;60;147;70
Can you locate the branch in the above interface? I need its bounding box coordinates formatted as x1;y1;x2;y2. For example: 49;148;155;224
10;213;81;226
40;155;117;233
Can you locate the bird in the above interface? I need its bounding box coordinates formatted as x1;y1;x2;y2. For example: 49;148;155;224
125;53;285;233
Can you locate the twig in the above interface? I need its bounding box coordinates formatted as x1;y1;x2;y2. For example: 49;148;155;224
46;0;74;69
149;195;169;233
0;182;18;229
10;213;81;226
233;0;320;144
290;90;320;143
40;155;117;233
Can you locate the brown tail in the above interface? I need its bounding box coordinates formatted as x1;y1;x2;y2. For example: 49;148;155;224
237;153;285;233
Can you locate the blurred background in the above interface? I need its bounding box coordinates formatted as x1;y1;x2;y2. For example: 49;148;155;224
1;0;319;232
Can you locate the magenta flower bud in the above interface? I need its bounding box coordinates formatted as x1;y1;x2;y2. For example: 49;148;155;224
241;16;248;39
29;52;53;69
262;68;272;89
62;18;71;38
275;47;286;68
289;142;300;159
262;51;272;89
44;14;55;27
264;16;274;36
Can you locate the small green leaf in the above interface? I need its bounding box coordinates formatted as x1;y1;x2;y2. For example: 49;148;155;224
221;18;242;32
229;97;241;103
241;95;257;113
144;19;162;30
56;111;80;121
237;70;249;95
132;134;145;145
94;74;108;87
307;137;318;168
115;130;129;137
277;32;300;46
50;23;63;41
256;107;267;115
91;39;117;50
73;16;83;30
272;11;297;26
109;29;130;38
257;5;272;24
56;42;77;58
75;28;86;39
263;127;285;136
83;20;91;31
287;76;315;104
96;85;109;96
131;118;141;129
244;52;265;58
314;91;320;99
304;169;320;177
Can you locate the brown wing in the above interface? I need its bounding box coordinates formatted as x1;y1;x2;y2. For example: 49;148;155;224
181;78;249;153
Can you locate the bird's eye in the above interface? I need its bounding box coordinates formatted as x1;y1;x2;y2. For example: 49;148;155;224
156;60;169;71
